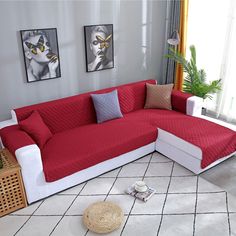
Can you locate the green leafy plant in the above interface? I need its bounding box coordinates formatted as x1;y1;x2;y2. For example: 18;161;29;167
166;45;221;99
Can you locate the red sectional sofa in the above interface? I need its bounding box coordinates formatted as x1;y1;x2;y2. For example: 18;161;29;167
0;79;236;204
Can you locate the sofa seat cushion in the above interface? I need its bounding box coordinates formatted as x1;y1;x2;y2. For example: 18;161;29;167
126;109;236;169
42;118;157;182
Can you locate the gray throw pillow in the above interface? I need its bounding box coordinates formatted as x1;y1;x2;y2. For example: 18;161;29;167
91;90;123;123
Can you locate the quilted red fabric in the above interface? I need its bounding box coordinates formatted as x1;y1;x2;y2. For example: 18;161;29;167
0;125;35;155
42;117;157;182
171;90;192;114
19;111;52;149
125;109;236;169
14;80;156;134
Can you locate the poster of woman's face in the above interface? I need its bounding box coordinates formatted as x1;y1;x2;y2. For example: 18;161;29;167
84;24;114;72
20;28;61;83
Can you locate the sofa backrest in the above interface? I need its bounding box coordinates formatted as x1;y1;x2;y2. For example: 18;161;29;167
14;79;156;133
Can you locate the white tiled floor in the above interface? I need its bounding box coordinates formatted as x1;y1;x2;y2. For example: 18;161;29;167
196;192;227;213
51;216;87;236
197;177;223;193
109;177;142;195
172;163;195;176
79;177;115;195
194;213;229;236
229;213;236;235
131;194;166;214
121;215;161;236
117;163;148;177
145;162;173;176
143;177;170;193
2;152;236;236
105;195;135;214
0;216;29;236
163;193;196;214
168;176;197;193
16;216;61;236
159;214;194;236
66;195;106;215
34;195;75;215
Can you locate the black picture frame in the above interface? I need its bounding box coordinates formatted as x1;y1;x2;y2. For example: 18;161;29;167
84;24;114;72
20;28;61;83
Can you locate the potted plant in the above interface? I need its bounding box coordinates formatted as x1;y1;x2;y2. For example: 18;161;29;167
166;45;221;100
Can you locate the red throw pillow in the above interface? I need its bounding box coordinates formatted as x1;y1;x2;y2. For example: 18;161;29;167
19;111;52;149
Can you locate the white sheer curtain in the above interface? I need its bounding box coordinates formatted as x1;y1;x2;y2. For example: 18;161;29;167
187;0;236;123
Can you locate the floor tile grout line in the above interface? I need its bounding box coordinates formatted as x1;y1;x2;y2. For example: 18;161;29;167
119;152;154;236
156;161;175;236
142;152;154;180
98;175;196;178
104;166;123;201
225;192;232;236
57;190;227;197
13;200;45;236
48;182;88;236
192;175;199;236
132;161;173;164
129;212;233;215
84;228;89;235
9;211;235;217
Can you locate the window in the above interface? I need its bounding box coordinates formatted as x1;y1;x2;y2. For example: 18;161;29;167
187;0;236;123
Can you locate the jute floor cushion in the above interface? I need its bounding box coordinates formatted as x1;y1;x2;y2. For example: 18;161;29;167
83;201;124;234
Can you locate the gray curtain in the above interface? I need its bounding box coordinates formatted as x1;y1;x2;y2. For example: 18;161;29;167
162;0;181;84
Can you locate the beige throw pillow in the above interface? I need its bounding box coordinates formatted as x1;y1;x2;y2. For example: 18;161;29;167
144;83;173;110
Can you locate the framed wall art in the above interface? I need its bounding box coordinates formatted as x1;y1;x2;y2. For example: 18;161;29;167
84;24;114;72
20;28;61;83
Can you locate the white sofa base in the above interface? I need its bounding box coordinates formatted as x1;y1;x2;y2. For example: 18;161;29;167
16;142;155;204
156;128;236;174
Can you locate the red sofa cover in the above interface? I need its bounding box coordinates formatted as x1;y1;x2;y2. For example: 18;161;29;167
1;79;235;182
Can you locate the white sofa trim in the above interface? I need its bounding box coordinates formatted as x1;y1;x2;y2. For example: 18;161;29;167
156;128;236;174
15;142;155;204
186;96;203;117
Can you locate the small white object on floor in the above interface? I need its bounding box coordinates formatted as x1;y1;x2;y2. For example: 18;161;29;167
126;183;156;202
134;181;148;192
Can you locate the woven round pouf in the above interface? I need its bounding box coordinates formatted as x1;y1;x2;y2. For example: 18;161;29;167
83;201;124;234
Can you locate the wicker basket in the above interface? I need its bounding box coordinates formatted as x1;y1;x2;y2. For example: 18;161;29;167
0;149;27;217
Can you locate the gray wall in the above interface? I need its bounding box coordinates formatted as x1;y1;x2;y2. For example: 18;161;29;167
0;0;167;121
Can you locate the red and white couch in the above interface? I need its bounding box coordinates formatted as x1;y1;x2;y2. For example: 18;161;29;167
0;79;236;204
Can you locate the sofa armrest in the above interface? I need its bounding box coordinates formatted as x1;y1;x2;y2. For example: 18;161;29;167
15;145;44;203
0;110;18;129
0;110;18;148
0;125;35;154
171;90;192;114
171;90;203;117
186;96;203;117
